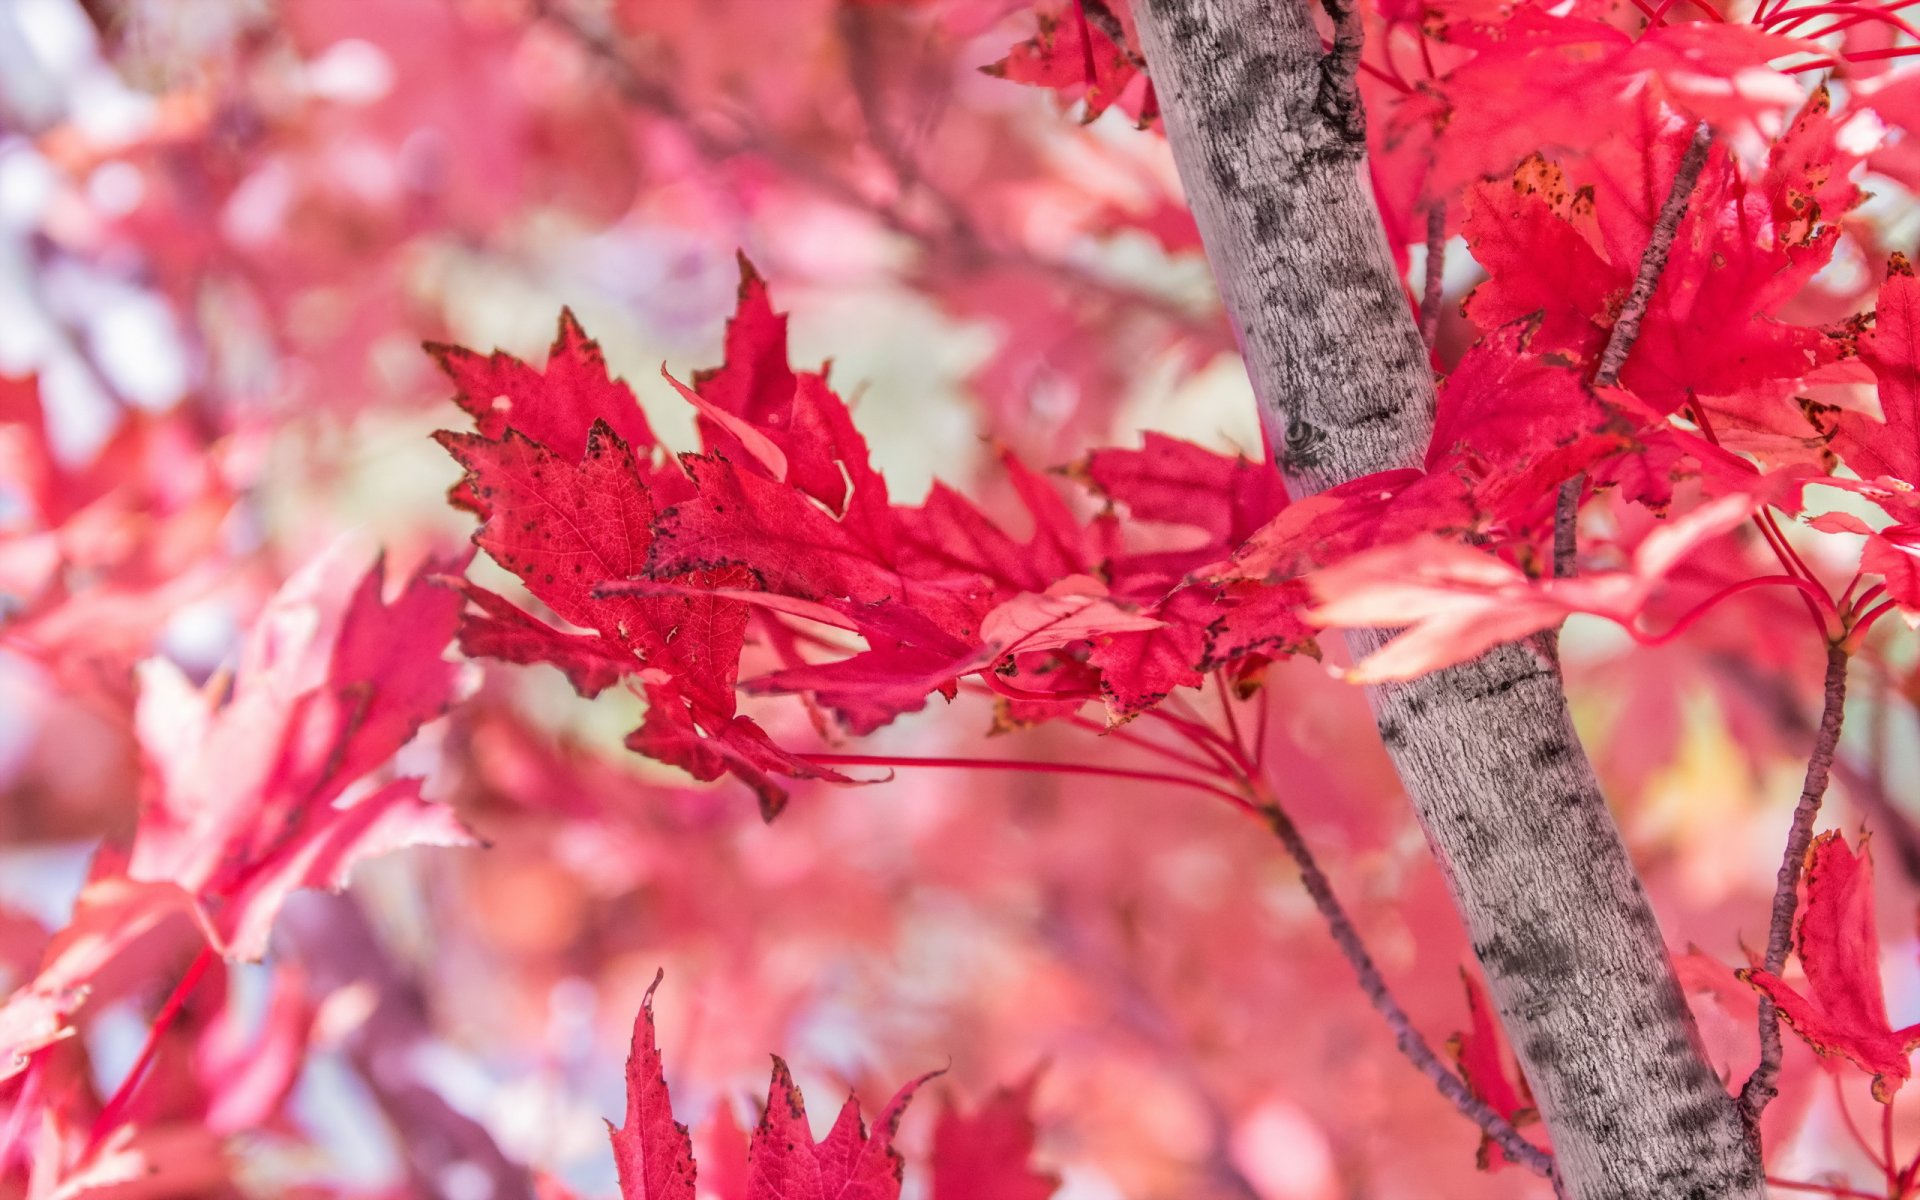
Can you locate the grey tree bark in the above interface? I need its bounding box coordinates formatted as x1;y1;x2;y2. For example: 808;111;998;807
1129;1;1767;1196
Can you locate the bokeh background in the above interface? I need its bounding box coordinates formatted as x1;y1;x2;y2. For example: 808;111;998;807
1;1;1917;1197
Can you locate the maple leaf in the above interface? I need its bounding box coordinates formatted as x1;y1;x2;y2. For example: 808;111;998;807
983;2;1144;123
1831;256;1918;487
611;972;697;1200
125;545;475;959
682;260;890;530
607;976;940;1200
1741;831;1920;1103
1462;94;1864;452
1404;14;1813;193
1425;321;1630;531
1088;585;1214;722
1308;494;1758;682
427;308;658;464
979;576;1162;657
432;319;848;813
747;1057;938;1200
1461;158;1616;360
625;684;850;821
1448;973;1547;1172
930;1075;1059;1200
1080;432;1285;551
434;424;743;712
0;862;199;1084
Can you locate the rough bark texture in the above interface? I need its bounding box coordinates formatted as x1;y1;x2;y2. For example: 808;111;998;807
1130;1;1766;1196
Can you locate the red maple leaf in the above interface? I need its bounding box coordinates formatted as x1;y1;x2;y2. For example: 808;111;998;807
609;975;942;1200
1742;831;1920;1103
983;2;1146;124
127;545;476;959
427;309;658;464
436;263;1324;796
930;1074;1059;1200
1308;493;1759;682
1400;12;1812;193
1449;972;1548;1172
611;973;697;1200
1832;256;1919;487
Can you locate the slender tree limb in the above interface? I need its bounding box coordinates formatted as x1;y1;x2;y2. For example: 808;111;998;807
1555;122;1714;581
1257;797;1560;1181
1131;1;1763;1195
1740;643;1851;1120
1594;121;1714;390
1552;478;1582;579
1418;202;1447;352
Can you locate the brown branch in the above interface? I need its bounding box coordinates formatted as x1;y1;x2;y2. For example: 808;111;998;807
1257;797;1560;1182
1418;202;1446;352
1555;120;1714;581
1594;120;1713;389
1553;477;1582;580
1740;643;1851;1121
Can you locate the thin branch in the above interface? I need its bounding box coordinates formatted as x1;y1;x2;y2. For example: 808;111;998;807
1418;201;1446;351
1553;121;1714;582
801;752;1255;811
1553;477;1582;579
1739;643;1850;1121
1255;794;1560;1183
1313;0;1368;143
1593;120;1713;388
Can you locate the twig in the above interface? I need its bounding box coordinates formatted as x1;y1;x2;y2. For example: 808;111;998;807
1739;643;1850;1121
1594;120;1713;388
1419;202;1446;351
1313;0;1368;144
1552;477;1582;580
1256;796;1560;1182
1555;120;1714;580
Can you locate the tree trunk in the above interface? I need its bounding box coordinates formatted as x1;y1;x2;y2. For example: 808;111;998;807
1129;1;1767;1196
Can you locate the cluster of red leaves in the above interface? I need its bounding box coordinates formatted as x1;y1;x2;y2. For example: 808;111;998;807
434;83;1920;785
0;539;471;1193
432;262;1310;816
1301;88;1920;678
587;974;1055;1200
